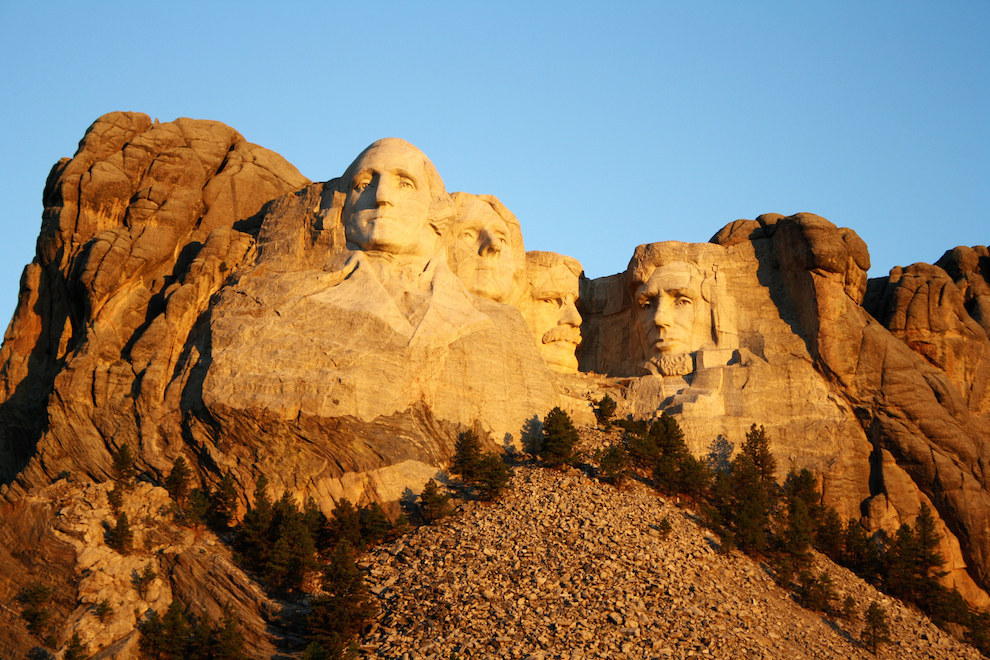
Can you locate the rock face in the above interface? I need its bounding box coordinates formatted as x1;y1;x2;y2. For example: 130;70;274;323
1;113;989;625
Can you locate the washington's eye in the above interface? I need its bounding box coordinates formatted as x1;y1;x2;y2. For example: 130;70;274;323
353;178;370;192
675;297;692;307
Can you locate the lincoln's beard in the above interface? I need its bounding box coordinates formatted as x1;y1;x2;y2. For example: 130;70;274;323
642;352;693;377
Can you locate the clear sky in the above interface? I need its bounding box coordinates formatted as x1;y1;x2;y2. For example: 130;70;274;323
1;1;987;328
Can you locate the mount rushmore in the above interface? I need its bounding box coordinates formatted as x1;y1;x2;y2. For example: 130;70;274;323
0;112;988;605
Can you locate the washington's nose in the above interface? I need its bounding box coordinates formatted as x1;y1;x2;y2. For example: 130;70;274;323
374;176;396;206
478;229;501;256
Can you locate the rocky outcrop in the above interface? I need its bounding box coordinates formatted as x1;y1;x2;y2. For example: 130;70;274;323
0;477;283;658
0;112;309;495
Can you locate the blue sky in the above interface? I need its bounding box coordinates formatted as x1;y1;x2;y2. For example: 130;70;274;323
1;1;987;327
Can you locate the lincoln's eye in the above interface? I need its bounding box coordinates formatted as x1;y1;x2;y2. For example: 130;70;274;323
400;177;416;189
675;297;692;307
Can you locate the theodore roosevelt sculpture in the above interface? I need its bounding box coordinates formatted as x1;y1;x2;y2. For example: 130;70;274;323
520;251;584;373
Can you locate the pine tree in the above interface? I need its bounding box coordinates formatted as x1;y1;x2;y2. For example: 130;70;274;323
133;562;157;599
419;479;452;523
672;454;712;500
63;632;87;660
207;473;239;530
593;395;617;430
451;430;483;484
306;541;375;658
475;452;512;501
359;502;391;546
236;475;273;573
814;507;845;561
266;491;317;591
539;407;579;468
325;499;362;551
185;488;210;528
165;456;192;506
598;443;630;486
106;512;133;554
729;451;772;553
94;599;113;623
741;424;776;495
108;482;124;513
111;443;136;488
862;601;891;655
885;523;919;600
914;502;946;582
705;435;734;474
783;496;814;566
16;582;53;638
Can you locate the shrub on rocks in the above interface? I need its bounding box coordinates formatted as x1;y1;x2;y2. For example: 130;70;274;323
419;479;453;523
593;395;617;430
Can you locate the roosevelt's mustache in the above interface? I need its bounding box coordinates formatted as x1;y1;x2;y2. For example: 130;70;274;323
542;325;581;345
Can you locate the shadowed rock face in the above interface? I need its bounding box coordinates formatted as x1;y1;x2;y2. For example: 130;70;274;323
1;115;989;610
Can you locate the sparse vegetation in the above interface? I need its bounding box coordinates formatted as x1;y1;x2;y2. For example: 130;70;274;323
16;582;53;639
418;479;453;523
106;511;133;553
592;394;617;430
111;443;136;488
138;601;245;659
597;443;630;486
94;598;113;623
538;407;579;468
133;562;157;599
63;632;87;660
862;601;891;655
165;456;192;506
451;430;483;484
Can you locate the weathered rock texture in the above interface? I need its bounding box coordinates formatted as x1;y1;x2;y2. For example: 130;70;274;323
0;113;989;641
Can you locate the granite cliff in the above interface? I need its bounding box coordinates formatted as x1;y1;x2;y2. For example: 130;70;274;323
0;113;988;654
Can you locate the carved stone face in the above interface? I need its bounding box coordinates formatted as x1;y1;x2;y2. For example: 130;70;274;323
342;140;437;258
634;261;713;373
448;196;515;302
523;257;582;373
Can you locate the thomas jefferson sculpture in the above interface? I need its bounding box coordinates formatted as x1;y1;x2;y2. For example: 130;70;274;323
447;193;525;304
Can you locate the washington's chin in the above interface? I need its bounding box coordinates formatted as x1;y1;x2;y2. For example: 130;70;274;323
467;282;510;303
462;273;512;303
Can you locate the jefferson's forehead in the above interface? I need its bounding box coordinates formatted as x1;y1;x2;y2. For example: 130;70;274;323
454;199;507;232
